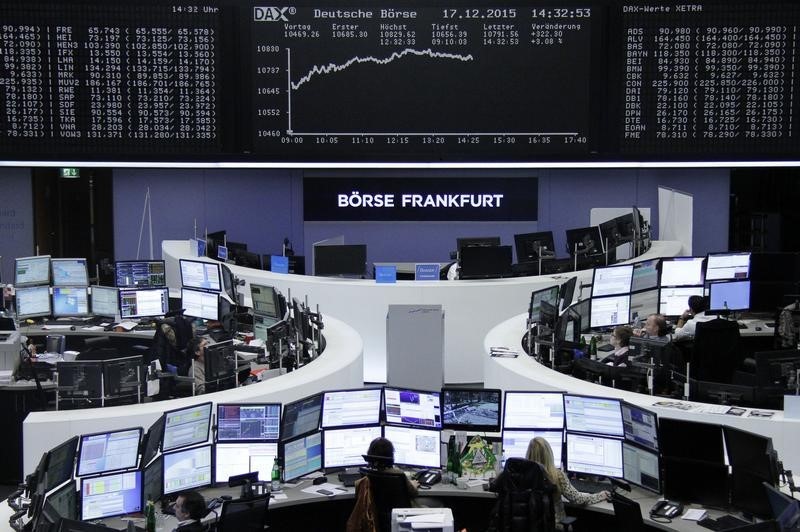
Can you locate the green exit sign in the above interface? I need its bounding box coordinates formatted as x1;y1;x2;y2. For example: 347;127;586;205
60;167;80;178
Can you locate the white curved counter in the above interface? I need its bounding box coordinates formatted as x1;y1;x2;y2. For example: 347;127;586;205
21;315;363;476
484;313;800;472
163;240;682;383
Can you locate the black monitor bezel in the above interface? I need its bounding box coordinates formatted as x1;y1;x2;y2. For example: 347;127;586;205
565;226;603;256
440;387;502;432
455;236;502;257
14;255;52;287
76;427;143;477
50;258;89;287
161;444;213;496
563;393;624;438
658;418;725;464
320;387;383;429
513;231;556;263
113;260;166;289
382;386;442;429
313;244;368;277
79;470;143;521
281;431;323;482
141;414;165;467
178;258;223;293
161;401;213;453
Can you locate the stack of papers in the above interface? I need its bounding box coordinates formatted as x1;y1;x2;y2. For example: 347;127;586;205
681;508;707;521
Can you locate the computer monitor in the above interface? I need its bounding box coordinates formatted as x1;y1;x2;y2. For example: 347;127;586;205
56;361;103;405
80;471;142;520
282;432;323;482
250;284;281;319
15;255;51;286
313;244;367;277
662;457;729;508
213;442;278;484
629;289;658;325
217;403;281;442
592;264;634;297
76;428;142;477
658;286;704;317
622;442;660;493
755;349;800;389
708;280;751;313
141;415;165;467
565;433;623;478
631;258;660;293
620;403;658;452
252;314;277;343
179;259;222;293
514;231;555;262
723;426;777;480
322;426;382;469
503;391;564;430
204;230;226;260
383;387;441;429
565;227;603;256
706;252;751;281
502;429;563;468
459;245;513;279
114;260;166;288
57;518;114;532
529;286;560;322
563;394;624;437
16;285;52;319
589;295;631;329
90;286;118;318
43;437;78;493
554;306;582;346
456;236;502;256
204;340;237;393
382;426;441;469
538;300;559;331
598;218;624;250
162;402;212;452
232;250;262;270
142;455;163;504
281;394;323;441
615;213;636;243
440;388;501;432
118;287;169;319
103;356;142;400
659;257;705;287
162;444;212;496
51;259;89;286
180;288;219;321
658;418;724;463
559;277;578;311
321;388;382;429
764;481;800;529
43;479;78;521
52;287;89;318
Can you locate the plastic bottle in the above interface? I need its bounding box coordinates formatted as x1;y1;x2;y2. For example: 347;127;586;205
589;336;598;359
145;500;156;532
271;457;282;491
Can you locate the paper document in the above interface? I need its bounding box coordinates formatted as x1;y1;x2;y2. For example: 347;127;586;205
681;509;707;521
116;321;139;331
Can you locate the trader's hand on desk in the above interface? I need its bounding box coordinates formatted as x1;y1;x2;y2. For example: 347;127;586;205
600;490;612;502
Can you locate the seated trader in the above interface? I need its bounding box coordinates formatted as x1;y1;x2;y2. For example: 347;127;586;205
186;337;207;395
599;326;633;366
172;491;207;532
672;295;713;342
362;437;419;497
635;313;671;342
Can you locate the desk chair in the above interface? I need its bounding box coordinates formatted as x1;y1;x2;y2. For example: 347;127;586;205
692;318;742;384
214;494;269;532
611;492;644;532
363;469;413;532
488;458;561;532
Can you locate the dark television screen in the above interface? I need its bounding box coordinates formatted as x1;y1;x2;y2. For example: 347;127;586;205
313;244;367;277
459;245;513;279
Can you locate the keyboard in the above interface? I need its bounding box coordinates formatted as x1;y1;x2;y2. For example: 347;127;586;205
43;319;88;326
338;472;364;487
571;479;611;494
597;343;615;352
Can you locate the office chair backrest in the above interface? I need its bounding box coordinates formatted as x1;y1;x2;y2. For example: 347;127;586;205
364;469;412;532
489;458;556;532
693;319;742;383
611;492;644;532
216;495;269;532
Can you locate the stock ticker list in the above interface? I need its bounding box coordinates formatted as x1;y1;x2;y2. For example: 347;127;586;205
251;5;594;160
620;2;800;155
0;4;221;156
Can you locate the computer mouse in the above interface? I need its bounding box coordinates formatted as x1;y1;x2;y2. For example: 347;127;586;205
313;476;328;485
755;326;762;331
70;326;76;331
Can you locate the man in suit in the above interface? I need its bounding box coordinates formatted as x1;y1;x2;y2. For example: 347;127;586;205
173;491;207;532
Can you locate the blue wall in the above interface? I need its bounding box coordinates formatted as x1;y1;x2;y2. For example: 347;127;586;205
0;169;34;283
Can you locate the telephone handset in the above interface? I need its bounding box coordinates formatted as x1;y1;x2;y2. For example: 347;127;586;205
414;470;442;486
650;500;684;519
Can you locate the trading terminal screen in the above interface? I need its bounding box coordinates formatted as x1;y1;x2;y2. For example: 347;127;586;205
382;425;441;469
181;288;220;321
659;286;705;317
622;442;660;493
281;394;323;440
563;394;624;437
162;402;212;452
77;428;142;477
708;280;751;312
118;287;169;319
503;391;564;430
621;403;658;452
217;403;281;442
706;252;751;281
80;471;142;521
51;259;89;286
90;286;118;318
214;443;278;484
180;259;222;292
565;433;623;478
502;429;563;468
250;284;280;319
589;294;631;329
15;256;51;286
114;261;166;289
162;445;212;495
660;257;705;287
383;387;441;429
591;264;634;297
631;259;660;293
283;432;323;482
15;285;52;319
322;426;382;469
321;389;382;428
52;287;90;317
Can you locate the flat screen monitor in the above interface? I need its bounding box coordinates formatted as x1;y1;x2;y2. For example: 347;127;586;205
217;403;281;442
563;394;624;437
56;361;103;402
16;285;51;319
321;388;382;429
43;437;79;493
232;250;261;270
103;356;142;399
213;443;278;484
708;280;751;313
114;260;166;288
90;286;118;318
253;314;278;343
383;387;441;429
205;230;226;260
43;479;78;521
80;471;142;520
142;455;163;504
313;244;367;277
283;432;323;482
52;287;89;317
529;286;560;322
440;388;501;432
118;287;169;319
658;286;705;317
322;426;382;469
514;231;555;262
662;457;729;508
722;426;776;479
755;349;800;389
250;284;280;319
204;340;237;393
565;433;623;478
706;252;751;281
629;289;658;325
631;258;660;293
382;426;441;469
565;227;603;256
559;277;578;312
621;403;658;452
162;445;212;496
589;295;631;329
750;252;800;283
281;394;323;441
599;217;624;250
659;257;705;287
51;259;89;286
503;391;564;430
141;415;165;467
15;255;51;286
162;402;212;452
459;245;513;279
456;236;501;256
622;442;660;493
659;418;724;463
502;429;563;468
764;481;800;529
76;428;142;477
180;288;219;321
179;259;222;292
592;264;634;297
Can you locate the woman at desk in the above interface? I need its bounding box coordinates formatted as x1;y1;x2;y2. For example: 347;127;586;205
599;326;633;367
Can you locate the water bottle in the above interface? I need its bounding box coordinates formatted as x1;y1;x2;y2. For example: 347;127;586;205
271;457;282;491
145;500;156;532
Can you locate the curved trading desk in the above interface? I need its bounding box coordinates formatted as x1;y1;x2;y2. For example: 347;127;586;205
484;313;800;472
21;315;363;477
163;240;683;384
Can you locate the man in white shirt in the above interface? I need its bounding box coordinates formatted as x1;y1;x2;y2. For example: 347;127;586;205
673;295;714;341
